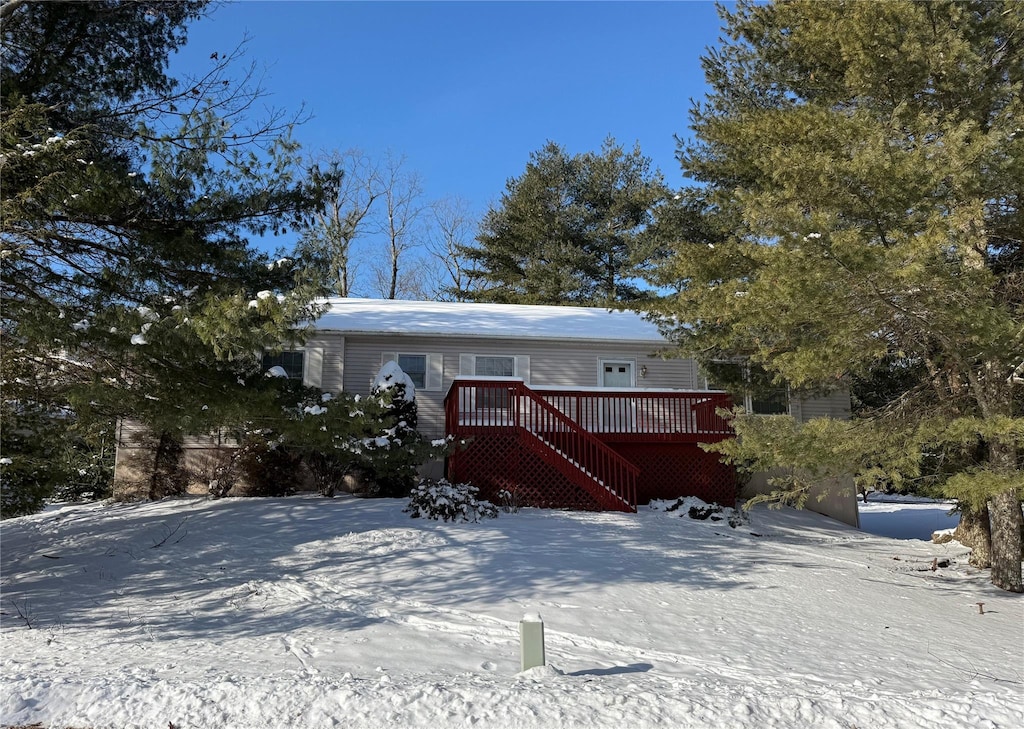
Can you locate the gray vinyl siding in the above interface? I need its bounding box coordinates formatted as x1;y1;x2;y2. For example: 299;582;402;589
310;333;700;439
303;332;852;439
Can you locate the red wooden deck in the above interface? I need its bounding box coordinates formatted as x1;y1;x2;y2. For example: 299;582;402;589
444;378;737;512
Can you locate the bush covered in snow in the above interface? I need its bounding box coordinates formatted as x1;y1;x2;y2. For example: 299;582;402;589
203;362;449;500
649;496;746;528
356;362;428;498
276;362;447;499
405;479;498;522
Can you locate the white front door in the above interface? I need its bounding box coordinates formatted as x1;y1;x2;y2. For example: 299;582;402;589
600;360;635;432
601;361;634;388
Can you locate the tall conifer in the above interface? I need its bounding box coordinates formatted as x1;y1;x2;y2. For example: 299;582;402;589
648;0;1023;591
461;138;667;305
1;1;333;513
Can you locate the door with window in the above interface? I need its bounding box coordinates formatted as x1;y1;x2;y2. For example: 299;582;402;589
602;361;634;388
599;360;635;433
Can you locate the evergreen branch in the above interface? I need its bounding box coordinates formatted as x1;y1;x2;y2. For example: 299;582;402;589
0;0;31;22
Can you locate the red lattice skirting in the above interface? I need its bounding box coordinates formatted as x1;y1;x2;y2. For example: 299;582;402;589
448;433;606;511
607;442;738;506
448;434;736;510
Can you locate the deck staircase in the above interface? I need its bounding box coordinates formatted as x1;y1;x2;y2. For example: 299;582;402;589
445;379;640;512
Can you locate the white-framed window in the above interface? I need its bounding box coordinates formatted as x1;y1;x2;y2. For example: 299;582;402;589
458;354;530;410
475;355;515;378
476;356;514;408
262;350;305;380
397;354;427;389
704;361;789;416
381;353;443;391
458;353;530;381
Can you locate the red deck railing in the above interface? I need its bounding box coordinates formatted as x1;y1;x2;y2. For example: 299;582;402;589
531;387;734;442
445;378;639;511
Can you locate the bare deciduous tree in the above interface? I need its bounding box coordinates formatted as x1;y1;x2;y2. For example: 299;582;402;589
298;149;382;297
370;251;441;301
371;152;426;299
426;195;479;301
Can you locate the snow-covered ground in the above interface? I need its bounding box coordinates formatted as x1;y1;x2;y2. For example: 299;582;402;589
2;496;1021;729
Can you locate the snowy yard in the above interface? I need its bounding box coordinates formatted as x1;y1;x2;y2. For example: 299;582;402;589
1;495;1021;729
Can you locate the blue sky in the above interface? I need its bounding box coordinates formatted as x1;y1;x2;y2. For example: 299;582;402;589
168;1;728;292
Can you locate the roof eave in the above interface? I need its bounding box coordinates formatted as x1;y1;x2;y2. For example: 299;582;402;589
312;327;670;347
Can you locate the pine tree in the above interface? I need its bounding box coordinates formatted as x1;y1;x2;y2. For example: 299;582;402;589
358;362;433;498
461;138;667;305
647;0;1023;591
261;363;442;499
0;1;334;513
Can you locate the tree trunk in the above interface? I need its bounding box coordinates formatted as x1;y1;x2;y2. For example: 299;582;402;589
955;501;992;568
148;431;170;501
338;258;350;297
388;245;399;299
988;489;1024;592
148;431;185;500
985;435;1023;592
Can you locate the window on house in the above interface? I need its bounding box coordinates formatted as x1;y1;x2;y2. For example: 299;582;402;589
750;389;789;415
382;353;442;392
474;355;516;409
262;350;305;380
745;365;789;415
705;361;789;415
397;354;427;389
475;355;515;378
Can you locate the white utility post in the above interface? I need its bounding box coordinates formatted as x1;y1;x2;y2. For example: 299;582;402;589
519;613;546;671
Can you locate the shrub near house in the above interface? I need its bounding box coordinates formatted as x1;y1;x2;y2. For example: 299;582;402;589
113;361;446;501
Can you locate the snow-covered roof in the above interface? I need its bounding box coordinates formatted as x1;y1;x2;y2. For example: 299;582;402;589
312;298;668;343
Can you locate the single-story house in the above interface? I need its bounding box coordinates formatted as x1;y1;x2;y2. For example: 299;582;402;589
251;297;858;525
